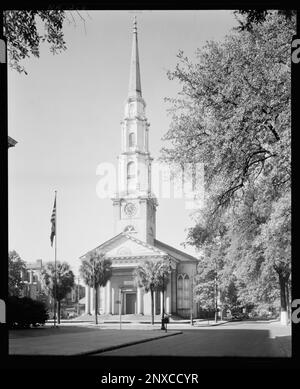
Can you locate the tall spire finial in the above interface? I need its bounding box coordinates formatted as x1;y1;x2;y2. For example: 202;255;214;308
133;15;137;33
128;16;142;98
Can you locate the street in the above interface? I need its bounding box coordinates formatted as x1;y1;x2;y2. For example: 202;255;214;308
9;320;291;357
96;321;291;357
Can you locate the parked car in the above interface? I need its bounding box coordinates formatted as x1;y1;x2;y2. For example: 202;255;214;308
231;312;249;321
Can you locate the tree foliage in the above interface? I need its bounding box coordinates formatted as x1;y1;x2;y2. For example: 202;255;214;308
41;261;74;323
4;10;66;74
79;251;112;324
161;12;293;321
8;250;26;297
133;259;171;324
163;12;292;212
233;10;296;31
7;296;48;328
80;252;112;290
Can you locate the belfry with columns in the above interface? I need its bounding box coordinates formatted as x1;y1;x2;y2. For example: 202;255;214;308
80;18;198;318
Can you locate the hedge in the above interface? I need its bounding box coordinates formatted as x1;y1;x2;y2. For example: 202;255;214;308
7;296;49;328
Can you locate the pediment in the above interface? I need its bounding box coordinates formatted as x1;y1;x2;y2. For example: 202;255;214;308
80;233;179;269
105;235;166;259
80;233;167;262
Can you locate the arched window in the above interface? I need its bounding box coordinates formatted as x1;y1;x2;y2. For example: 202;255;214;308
183;274;190;309
177;274;183;309
127;161;136;192
177;274;190;309
127;161;135;179
129;132;135;147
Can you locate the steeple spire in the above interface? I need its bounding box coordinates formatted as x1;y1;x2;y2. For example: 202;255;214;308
128;16;142;98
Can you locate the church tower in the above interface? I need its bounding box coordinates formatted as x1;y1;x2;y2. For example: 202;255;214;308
112;17;158;245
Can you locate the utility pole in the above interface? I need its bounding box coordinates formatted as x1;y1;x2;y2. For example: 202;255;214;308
1;12;8;320
161;271;166;330
214;258;218;324
119;289;122;330
93;258;98;325
54;191;58;327
190;272;194;326
77;275;80;316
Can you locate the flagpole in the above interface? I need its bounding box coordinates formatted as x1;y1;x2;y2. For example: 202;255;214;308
54;190;58;327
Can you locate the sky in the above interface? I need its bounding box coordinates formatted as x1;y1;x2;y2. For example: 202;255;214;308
8;10;239;278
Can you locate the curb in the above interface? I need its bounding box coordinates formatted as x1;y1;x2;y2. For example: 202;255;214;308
75;331;182;356
193;321;229;327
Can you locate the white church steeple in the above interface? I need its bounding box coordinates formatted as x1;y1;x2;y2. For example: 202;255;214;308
112;17;157;244
128;16;142;99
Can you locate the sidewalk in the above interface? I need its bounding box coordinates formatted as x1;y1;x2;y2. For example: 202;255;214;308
52;314;228;325
9;326;182;356
65;313;185;324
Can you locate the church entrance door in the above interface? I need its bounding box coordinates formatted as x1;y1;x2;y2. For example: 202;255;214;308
125;292;136;314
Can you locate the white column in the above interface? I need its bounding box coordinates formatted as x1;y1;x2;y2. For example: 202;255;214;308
90;286;95;314
160;291;164;315
85;285;91;314
118;289;122;315
143;290;151;315
166;281;171;314
103;285;107;314
153;291;156;316
106;280;112;314
137;287;143;314
111;287;115;315
96;285;100;314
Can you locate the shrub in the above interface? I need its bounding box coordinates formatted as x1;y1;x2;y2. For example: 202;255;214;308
7;296;48;328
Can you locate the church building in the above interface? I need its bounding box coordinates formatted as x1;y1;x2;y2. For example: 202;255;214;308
81;18;198;318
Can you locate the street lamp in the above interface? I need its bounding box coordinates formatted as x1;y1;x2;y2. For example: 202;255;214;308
77;275;80;316
190;271;194;326
92;258;98;325
161;271;166;331
214;258;218;324
160;258;171;331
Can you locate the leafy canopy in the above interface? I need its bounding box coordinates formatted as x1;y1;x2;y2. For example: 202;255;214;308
8;250;26;297
161;11;293;313
4;10;66;74
41;261;75;301
133;259;171;292
79;251;112;289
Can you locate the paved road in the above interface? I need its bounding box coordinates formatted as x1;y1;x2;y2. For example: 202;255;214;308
9;326;181;355
96;321;291;357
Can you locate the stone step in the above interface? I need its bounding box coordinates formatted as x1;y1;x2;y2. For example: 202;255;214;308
71;313;190;323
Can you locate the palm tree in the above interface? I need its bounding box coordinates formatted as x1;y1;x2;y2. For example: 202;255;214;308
133;259;171;325
79;251;112;325
41;261;74;324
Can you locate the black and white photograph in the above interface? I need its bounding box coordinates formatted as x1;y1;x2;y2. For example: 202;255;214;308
1;2;298;375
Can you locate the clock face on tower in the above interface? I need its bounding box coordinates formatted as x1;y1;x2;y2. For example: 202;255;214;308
124;202;137;217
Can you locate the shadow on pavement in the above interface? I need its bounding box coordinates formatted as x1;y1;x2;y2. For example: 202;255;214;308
98;328;291;357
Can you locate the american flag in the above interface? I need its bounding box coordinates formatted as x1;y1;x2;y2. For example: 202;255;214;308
50;195;56;247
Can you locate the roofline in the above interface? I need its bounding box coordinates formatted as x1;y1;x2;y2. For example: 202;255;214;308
79;232;168;260
154;239;198;262
8;136;17;148
79;232;125;259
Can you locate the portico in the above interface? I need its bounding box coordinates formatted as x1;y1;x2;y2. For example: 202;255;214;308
82;233;179;316
85;283;172;316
